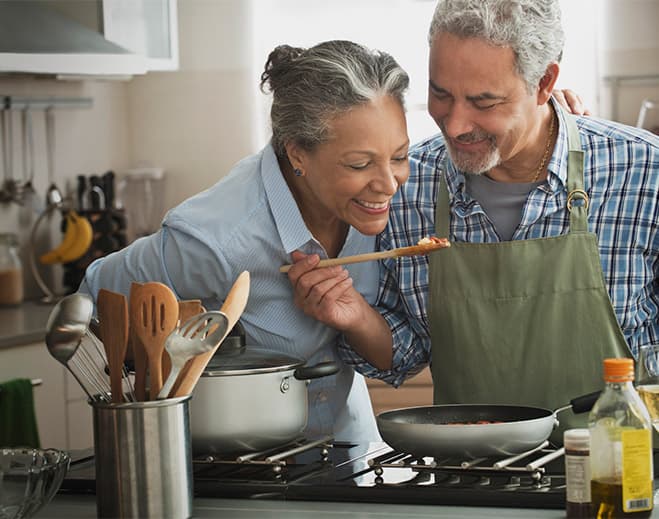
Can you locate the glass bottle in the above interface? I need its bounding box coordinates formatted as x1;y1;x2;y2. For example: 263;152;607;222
589;358;653;518
0;232;23;305
564;428;591;518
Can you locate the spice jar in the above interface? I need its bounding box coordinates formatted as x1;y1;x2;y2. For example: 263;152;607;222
564;428;591;518
0;233;23;305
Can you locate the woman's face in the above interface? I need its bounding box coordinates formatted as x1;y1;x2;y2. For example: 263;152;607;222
295;95;409;236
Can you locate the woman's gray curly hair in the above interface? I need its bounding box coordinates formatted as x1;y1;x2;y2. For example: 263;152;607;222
428;0;565;93
260;40;409;158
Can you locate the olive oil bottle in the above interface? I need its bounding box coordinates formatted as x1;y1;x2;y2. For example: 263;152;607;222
588;358;654;518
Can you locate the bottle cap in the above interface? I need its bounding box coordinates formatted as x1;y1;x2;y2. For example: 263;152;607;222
564;428;590;451
603;357;634;382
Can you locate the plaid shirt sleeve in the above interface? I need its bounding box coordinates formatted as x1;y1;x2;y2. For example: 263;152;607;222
338;136;447;387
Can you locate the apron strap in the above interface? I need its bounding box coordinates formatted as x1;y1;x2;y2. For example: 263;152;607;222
563;112;589;233
437;166;449;238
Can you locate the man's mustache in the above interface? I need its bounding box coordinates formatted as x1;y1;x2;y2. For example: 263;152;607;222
439;122;495;145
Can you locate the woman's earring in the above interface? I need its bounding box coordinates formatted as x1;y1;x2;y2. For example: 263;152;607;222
294;168;303;177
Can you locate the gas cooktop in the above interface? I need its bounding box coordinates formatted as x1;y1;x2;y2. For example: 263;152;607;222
60;438;575;509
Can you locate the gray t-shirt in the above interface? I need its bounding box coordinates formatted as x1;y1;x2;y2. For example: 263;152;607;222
465;174;542;241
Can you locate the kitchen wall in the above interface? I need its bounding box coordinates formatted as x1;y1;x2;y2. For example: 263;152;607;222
596;0;659;127
1;0;657;300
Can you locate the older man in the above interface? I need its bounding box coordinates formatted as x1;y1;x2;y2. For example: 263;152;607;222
288;0;659;436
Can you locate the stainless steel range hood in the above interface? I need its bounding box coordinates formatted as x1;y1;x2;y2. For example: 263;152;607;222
0;1;147;76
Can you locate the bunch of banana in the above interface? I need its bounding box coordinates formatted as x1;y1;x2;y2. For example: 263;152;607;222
40;210;94;265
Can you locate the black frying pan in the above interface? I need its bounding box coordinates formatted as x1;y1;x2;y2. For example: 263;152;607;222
376;391;600;459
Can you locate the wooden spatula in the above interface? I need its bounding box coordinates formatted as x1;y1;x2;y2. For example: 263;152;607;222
172;271;250;397
97;289;129;404
162;300;205;382
129;282;179;400
128;282;148;401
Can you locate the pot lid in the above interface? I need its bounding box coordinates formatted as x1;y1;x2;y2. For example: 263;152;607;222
203;344;305;376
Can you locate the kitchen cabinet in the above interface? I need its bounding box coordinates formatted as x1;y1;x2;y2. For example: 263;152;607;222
102;0;179;72
366;366;432;415
0;0;178;77
0;341;67;450
0;341;93;451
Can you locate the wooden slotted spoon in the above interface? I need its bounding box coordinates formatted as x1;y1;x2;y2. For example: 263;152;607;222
129;282;179;400
97;289;130;403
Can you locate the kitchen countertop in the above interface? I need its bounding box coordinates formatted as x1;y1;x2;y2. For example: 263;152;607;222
37;495;577;518
0;300;55;349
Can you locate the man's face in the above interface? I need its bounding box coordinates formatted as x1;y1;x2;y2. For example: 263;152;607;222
427;32;540;175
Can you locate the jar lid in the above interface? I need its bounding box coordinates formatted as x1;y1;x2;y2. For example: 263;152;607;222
203;345;304;376
564;428;590;450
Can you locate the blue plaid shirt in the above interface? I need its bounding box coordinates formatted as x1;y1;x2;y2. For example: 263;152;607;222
339;102;659;387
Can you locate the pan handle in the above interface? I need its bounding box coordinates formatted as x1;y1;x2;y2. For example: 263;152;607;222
294;361;339;380
568;390;602;414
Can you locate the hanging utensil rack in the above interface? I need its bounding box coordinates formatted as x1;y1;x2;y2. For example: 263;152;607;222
0;96;95;302
0;95;93;206
1;96;93;111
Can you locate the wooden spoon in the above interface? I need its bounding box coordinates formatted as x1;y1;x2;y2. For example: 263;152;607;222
172;271;250;397
97;289;129;403
162;300;205;382
129;282;179;400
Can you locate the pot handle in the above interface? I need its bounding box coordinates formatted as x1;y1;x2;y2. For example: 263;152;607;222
569;390;602;414
294;361;340;380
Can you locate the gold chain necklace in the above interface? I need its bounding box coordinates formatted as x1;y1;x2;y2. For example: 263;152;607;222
531;111;556;183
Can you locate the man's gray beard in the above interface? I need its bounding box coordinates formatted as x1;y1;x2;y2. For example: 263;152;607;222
446;142;501;175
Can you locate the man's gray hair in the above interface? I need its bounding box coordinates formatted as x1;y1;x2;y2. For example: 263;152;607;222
428;0;564;92
261;40;409;158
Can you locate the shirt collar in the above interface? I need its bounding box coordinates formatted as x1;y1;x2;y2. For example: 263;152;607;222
444;96;574;197
260;143;314;254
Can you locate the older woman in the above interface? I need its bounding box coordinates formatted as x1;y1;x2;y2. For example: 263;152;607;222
80;40;410;442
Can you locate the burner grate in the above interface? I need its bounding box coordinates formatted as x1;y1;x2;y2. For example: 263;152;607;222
367;442;565;486
194;435;333;476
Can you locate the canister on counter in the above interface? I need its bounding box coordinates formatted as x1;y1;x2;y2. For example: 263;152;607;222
0;233;23;306
91;395;193;519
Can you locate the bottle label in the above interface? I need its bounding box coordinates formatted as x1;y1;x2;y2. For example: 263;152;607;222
621;429;653;512
565;453;591;503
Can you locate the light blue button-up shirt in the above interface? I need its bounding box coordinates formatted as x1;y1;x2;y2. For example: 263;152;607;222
81;143;381;442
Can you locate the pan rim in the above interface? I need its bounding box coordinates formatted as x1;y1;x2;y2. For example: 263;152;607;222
377;403;555;427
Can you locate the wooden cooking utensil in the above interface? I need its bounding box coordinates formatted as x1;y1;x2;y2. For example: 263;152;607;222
162;300;205;382
129;282;179;400
279;238;451;273
171;271;250;397
128;282;148;401
97;289;129;404
129;329;148;402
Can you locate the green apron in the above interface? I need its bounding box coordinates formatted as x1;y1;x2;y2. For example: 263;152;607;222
428;113;630;441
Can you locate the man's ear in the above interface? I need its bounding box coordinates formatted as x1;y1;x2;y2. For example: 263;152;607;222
537;62;560;105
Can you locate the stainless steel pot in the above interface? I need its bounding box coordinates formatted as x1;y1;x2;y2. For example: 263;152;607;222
190;335;338;454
